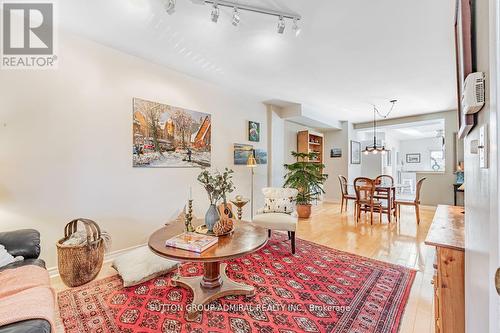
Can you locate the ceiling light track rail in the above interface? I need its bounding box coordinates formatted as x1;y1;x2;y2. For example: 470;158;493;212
197;0;301;21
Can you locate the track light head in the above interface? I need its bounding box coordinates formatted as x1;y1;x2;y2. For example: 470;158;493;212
293;18;301;36
277;16;285;34
166;0;176;15
211;4;219;23
232;7;240;26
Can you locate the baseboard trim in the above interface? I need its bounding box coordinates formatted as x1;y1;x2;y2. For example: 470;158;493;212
47;243;147;278
322;199;342;204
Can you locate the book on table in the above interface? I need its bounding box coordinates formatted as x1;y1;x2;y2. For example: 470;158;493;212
165;232;218;253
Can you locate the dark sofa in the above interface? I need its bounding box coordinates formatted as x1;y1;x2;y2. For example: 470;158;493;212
0;229;51;333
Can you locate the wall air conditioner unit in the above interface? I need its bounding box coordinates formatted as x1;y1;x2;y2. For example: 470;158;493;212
462;72;485;114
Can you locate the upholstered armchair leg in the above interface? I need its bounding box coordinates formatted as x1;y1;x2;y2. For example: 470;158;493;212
287;231;291;240
268;229;272;238
290;231;296;254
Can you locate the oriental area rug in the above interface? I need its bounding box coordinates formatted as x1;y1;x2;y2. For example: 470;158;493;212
57;235;415;333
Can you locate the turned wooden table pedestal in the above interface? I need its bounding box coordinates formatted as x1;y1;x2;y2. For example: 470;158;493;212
149;219;268;321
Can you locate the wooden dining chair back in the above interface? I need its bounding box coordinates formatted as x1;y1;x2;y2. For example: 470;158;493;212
354;177;382;224
338;175;356;213
375;175;394;187
395;177;426;224
354;177;374;202
414;177;426;203
338;175;349;195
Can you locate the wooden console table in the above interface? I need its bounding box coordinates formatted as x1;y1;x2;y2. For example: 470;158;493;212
425;205;465;333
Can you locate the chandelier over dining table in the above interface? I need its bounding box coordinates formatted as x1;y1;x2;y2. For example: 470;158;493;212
363;100;397;155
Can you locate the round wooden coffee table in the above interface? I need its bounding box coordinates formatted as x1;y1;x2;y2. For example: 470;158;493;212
148;220;268;321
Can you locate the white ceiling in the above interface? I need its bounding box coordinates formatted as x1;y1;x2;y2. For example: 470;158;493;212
58;0;458;123
357;119;445;141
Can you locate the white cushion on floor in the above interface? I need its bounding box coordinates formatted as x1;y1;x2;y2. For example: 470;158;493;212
112;246;179;287
252;213;297;231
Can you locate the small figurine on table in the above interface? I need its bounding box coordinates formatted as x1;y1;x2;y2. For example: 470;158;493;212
230;195;250;220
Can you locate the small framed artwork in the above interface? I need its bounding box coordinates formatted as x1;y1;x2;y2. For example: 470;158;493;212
248;121;260;142
350;141;361;164
330;148;342;158
406;153;421;163
234;143;254;165
255;149;267;165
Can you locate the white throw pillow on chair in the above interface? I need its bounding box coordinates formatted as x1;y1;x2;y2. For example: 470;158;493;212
263;197;295;214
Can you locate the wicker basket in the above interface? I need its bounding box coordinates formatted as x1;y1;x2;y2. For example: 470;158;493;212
56;218;104;287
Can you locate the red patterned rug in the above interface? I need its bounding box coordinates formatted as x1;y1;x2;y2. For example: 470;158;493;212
57;235;415;333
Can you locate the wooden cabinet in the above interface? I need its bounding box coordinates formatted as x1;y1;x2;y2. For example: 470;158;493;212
425;205;465;333
297;130;324;164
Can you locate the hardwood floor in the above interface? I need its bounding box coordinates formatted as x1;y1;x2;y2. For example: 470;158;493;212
297;202;436;333
52;201;436;333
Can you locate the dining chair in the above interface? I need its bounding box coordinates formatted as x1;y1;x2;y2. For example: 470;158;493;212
395;177;426;224
375;174;394;187
354;177;382;225
338;175;356;213
374;174;396;222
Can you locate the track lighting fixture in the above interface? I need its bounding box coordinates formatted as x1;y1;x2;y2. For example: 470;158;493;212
166;0;176;15
211;4;219;23
292;18;301;36
186;0;302;33
277;16;285;34
232;7;240;26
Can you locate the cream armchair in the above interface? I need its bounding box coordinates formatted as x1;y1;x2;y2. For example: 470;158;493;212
252;187;298;254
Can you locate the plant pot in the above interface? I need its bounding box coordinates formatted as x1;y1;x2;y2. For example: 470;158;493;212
205;204;220;232
296;204;312;218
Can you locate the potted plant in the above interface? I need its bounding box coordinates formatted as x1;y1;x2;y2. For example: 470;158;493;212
284;151;328;218
197;168;235;232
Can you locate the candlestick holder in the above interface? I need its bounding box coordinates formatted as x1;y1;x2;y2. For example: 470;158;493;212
185;199;195;232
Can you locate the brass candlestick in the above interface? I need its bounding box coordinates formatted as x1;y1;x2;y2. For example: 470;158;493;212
230;198;250;220
185;200;195;232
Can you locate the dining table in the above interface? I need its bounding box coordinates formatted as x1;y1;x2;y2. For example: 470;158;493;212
348;183;400;223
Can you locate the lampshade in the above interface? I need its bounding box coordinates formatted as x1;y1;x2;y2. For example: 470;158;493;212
247;154;257;168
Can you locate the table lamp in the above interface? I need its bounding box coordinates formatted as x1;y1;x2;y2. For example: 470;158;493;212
247;150;257;219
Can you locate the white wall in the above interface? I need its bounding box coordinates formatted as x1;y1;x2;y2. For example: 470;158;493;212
0;32;268;268
323;123;348;202
399;137;443;172
464;0;499;332
267;105;285;187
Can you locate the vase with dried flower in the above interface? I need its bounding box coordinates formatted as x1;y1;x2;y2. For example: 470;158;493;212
197;168;235;232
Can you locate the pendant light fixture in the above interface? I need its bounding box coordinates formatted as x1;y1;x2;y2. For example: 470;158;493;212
362;100;397;155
